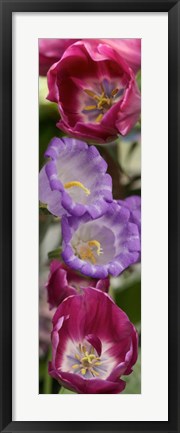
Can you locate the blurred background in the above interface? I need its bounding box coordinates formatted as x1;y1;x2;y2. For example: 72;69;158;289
39;75;141;394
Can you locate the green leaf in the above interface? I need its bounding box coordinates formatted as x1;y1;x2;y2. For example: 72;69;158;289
39;214;53;243
59;386;76;394
126;141;139;161
113;272;141;325
136;70;141;92
39;359;46;381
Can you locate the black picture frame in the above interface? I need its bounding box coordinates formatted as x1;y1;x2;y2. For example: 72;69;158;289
0;0;179;432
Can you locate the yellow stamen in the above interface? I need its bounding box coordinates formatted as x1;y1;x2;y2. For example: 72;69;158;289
95;113;103;123
82;345;86;355
78;247;97;264
83;85;120;123
78;240;103;265
97;97;111;110
73;343;104;378
81;356;89;363
64;181;90;196
88;354;96;361
111;88;119;96
84;89;98;98
75;353;80;360
91;369;99;377
88;240;102;256
83;105;97;111
81;354;96;364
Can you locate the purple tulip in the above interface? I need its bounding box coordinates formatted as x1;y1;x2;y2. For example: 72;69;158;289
47;39;141;143
39;38;80;76
46;259;110;309
39;137;113;218
61;201;140;278
49;287;138;393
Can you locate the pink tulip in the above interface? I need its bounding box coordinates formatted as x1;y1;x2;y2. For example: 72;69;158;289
47;39;141;143
39;38;80;75
101;39;141;73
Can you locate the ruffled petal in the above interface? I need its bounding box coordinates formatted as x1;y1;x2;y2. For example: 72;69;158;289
39;137;113;218
61;201;140;278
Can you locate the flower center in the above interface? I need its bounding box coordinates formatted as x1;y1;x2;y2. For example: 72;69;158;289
72;344;103;377
64;181;90;196
83;82;120;123
76;239;103;264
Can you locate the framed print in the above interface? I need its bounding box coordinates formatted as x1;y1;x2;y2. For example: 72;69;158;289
0;1;179;432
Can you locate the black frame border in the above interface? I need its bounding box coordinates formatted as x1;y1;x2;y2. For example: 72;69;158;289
0;1;179;432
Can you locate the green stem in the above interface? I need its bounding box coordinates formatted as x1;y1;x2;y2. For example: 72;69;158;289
48;247;62;260
102;144;131;181
43;350;52;394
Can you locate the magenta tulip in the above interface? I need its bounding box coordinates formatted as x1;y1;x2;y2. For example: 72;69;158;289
46;259;110;309
49;287;138;393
